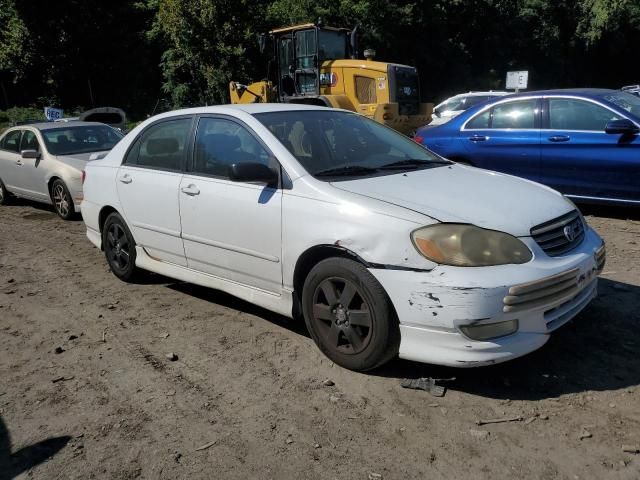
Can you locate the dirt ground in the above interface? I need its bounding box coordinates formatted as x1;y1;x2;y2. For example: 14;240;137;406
0;200;639;480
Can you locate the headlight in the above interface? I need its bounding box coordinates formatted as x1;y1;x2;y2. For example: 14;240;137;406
411;224;532;267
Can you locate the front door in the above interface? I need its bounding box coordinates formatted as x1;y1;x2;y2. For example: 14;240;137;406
540;97;640;202
18;130;49;200
179;116;283;293
116;116;194;266
461;98;542;181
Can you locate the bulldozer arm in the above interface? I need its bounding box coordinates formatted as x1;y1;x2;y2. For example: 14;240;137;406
229;81;273;104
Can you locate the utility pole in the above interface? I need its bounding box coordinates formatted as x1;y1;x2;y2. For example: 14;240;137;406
88;78;95;107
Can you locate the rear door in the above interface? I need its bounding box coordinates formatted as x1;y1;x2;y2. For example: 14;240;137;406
0;129;24;191
179;115;283;293
461;98;542;181
540;97;640;202
116;116;194;266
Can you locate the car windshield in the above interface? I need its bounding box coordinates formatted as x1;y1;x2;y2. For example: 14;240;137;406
41;125;124;155
602;91;640;118
255;110;447;180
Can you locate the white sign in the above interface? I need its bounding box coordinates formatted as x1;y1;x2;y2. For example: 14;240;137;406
506;71;528;90
44;107;64;121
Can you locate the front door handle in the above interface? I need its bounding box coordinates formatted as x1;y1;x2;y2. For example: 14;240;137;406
118;174;132;184
469;135;489;142
15;160;23;166
548;135;570;142
181;184;200;196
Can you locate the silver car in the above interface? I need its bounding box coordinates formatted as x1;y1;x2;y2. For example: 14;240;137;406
0;121;123;219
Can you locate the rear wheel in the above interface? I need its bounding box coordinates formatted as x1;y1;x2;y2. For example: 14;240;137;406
301;257;400;371
51;179;75;220
0;178;10;205
103;212;139;282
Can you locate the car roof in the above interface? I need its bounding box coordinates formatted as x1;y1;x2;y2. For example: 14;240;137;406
504;88;619;99
165;103;336;116
12;121;110;131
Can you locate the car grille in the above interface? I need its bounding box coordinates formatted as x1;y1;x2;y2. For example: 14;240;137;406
595;243;606;271
531;210;585;256
503;268;582;314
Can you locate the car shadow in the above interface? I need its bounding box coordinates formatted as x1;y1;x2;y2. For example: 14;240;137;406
0;416;70;479
3;197;83;221
167;282;311;339
169;277;638;400
577;202;640;221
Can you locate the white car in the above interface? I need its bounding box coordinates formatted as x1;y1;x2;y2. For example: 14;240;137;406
0;121;123;219
429;91;510;126
81;104;605;371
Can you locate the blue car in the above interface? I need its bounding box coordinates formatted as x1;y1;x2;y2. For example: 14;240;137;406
415;89;640;206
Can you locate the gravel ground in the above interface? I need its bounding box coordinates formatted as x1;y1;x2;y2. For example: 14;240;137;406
0;200;639;480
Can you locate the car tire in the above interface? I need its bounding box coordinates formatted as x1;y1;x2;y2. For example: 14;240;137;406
0;178;11;205
102;212;139;282
301;257;400;371
50;179;75;220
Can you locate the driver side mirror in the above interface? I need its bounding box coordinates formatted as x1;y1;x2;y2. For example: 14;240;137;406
228;162;278;185
21;149;40;159
605;118;639;135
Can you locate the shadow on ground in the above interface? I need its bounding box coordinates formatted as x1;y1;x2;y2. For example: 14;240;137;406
0;416;70;480
2;197;82;221
169;276;640;401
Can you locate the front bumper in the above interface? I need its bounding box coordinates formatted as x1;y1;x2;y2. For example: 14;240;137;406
370;227;605;367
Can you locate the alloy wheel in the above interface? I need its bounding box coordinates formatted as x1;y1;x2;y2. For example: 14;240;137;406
106;223;131;270
52;183;70;217
311;277;373;355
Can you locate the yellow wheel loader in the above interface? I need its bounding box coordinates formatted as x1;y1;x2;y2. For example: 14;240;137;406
229;22;432;135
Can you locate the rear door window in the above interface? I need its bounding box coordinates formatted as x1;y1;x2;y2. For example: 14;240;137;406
1;130;22;152
126;118;192;171
491;100;537;129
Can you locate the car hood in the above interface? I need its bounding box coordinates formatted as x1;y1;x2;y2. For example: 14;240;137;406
330;164;574;237
55;151;108;170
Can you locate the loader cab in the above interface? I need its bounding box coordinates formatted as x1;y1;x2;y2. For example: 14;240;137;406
269;23;351;102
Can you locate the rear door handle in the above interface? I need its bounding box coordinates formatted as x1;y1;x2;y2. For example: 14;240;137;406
548;135;570;142
118;174;132;184
469;135;488;142
181;184;200;196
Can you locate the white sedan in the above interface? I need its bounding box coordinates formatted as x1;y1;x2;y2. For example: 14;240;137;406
81;104;605;371
0;121;123;219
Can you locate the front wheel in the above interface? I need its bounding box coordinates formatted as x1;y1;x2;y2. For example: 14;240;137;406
301;258;400;371
51;179;75;220
102;212;139;282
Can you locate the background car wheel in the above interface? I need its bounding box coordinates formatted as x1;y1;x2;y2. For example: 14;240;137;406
301;257;400;371
50;179;75;220
0;178;11;205
102;212;139;282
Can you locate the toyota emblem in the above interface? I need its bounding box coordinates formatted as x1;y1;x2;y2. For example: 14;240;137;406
563;224;575;242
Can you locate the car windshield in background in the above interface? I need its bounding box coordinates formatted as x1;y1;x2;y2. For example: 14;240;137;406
255;110;448;180
42;125;124;155
436;96;491;114
602;91;640;118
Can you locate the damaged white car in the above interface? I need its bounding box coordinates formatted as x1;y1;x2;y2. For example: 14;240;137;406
81;104;605;371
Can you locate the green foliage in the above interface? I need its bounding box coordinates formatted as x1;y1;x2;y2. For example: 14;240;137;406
0;0;639;114
0;0;32;82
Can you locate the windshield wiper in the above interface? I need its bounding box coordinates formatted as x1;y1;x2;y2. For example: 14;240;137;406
379;158;450;170
314;165;379;177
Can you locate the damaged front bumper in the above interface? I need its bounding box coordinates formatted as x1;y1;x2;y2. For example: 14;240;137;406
370;227;605;367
